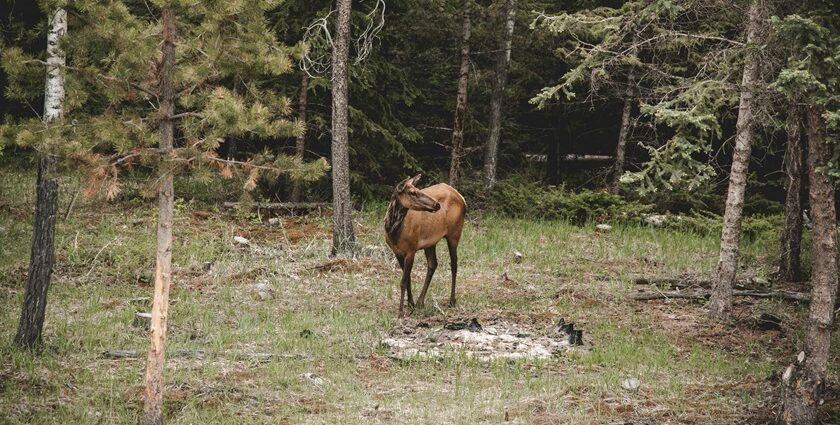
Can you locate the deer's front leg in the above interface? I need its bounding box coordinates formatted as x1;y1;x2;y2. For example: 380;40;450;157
399;252;415;316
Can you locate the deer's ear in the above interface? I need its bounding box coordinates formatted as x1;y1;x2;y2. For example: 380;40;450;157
396;176;411;191
410;174;422;185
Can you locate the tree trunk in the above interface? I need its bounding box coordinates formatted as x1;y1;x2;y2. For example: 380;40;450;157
14;7;65;349
708;0;767;319
291;73;309;203
142;8;176;425
609;79;633;193
449;0;471;189
778;106;838;425
481;0;516;188
330;0;356;255
778;103;805;282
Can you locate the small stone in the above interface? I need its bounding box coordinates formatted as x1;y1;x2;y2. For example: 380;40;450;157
622;378;640;391
595;224;612;232
643;214;667;227
234;236;250;247
253;281;274;301
268;217;280;225
301;372;327;388
133;312;152;330
513;251;524;263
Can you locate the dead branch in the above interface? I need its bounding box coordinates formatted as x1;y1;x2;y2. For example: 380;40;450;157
627;290;810;302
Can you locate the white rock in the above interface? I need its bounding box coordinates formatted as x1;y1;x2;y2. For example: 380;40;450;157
622;378;640;391
268;217;280;225
234;236;250;246
595;224;612;232
643;214;667;227
300;372;327;388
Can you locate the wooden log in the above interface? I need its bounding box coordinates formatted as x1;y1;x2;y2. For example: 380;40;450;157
627;289;810;302
223;202;330;211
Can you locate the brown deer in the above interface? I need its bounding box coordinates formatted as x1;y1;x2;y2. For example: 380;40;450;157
384;175;466;315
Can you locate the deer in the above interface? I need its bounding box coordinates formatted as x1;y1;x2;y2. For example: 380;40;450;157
384;175;466;315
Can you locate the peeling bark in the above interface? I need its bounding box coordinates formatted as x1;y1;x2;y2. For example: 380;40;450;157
449;0;471;189
708;0;768;319
15;8;66;349
330;0;356;255
142;8;176;425
482;0;516;188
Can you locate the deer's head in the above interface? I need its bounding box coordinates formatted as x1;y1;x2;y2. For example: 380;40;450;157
393;174;441;212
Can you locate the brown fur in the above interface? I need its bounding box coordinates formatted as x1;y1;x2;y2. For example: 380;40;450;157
384;175;466;315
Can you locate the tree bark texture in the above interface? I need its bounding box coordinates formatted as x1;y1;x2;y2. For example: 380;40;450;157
779;106;838;425
291;73;309;203
778;103;805;282
449;0;471;189
15;7;65;349
330;0;356;255
481;0;516;188
708;0;767;319
142;8;176;425
609;76;634;193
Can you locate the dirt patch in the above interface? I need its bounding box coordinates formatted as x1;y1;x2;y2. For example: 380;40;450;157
382;317;581;361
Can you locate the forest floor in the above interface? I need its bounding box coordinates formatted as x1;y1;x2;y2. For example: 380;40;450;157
1;159;839;424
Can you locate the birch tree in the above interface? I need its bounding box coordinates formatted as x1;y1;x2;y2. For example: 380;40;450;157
14;7;65;348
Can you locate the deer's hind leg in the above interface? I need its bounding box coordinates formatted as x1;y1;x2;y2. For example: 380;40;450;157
416;245;438;308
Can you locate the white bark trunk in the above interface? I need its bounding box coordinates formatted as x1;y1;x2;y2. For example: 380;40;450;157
43;8;66;124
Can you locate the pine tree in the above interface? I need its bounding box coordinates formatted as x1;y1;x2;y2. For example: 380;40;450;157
482;0;516;188
708;0;772;320
3;1;326;421
449;0;471;189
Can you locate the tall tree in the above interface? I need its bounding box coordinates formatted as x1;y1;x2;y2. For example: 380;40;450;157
708;0;770;319
779;105;838;425
778;103;805;282
449;0;471;189
14;6;65;349
481;0;516;188
142;7;176;424
330;0;356;255
774;11;840;422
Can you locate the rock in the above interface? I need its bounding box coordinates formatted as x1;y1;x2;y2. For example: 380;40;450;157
234;236;250;248
513;251;524;263
363;244;390;259
300;372;327;388
595;224;612;233
752;276;770;286
622;378;640;391
268;217;280;225
252;281;274;301
133;312;152;330
643;214;667;227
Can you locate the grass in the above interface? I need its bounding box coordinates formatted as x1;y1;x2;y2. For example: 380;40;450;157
1;158;837;424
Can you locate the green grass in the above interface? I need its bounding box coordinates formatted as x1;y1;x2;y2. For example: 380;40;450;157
0;160;835;424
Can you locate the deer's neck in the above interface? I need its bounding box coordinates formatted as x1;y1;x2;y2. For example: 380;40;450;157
384;196;408;244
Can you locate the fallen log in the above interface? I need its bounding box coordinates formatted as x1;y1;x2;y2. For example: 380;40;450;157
627;289;810;302
223;201;329;211
101;349;307;361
